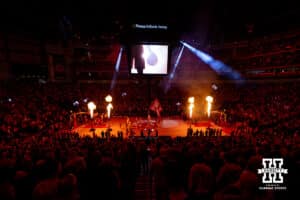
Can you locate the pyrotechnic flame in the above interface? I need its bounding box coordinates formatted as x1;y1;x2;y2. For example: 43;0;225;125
189;103;194;119
205;96;213;117
107;103;113;119
88;102;96;119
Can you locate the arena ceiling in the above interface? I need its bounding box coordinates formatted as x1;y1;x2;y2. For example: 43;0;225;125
1;0;299;44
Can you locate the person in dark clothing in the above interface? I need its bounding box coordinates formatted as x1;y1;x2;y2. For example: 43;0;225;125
131;45;145;74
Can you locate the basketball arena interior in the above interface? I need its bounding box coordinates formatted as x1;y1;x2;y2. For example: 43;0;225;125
0;1;299;200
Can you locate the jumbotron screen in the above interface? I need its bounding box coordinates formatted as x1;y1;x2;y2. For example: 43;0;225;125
129;44;169;75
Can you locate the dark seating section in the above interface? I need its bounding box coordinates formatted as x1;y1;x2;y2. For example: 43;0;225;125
0;80;299;200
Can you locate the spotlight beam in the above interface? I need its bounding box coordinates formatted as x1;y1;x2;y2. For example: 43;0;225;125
164;44;185;93
171;45;185;79
110;47;123;91
180;41;243;80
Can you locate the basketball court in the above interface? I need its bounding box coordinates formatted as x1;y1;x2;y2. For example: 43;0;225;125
73;116;232;138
